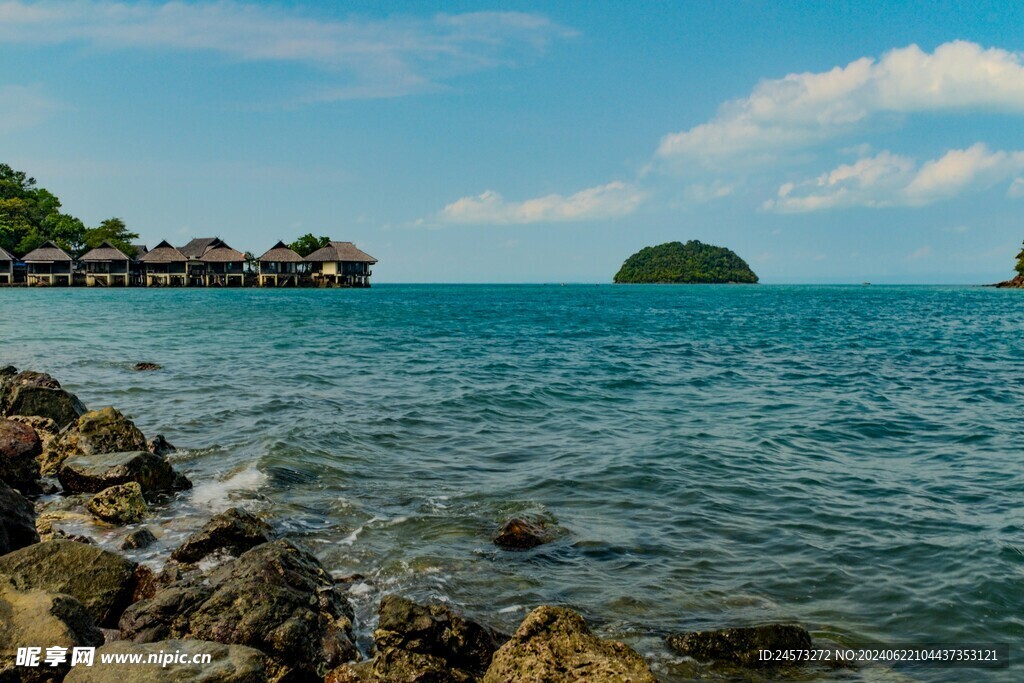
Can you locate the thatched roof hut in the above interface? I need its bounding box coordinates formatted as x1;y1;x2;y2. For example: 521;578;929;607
80;241;131;263
0;246;13;283
22;241;72;264
179;237;219;259
139;240;187;263
258;241;303;264
200;244;246;265
305;241;377;264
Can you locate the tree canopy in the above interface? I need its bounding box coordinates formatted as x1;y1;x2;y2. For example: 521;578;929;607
1015;241;1024;276
289;233;331;257
83;217;140;258
0;163;136;258
614;240;758;284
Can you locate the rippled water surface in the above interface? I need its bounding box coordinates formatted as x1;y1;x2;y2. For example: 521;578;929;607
1;285;1022;681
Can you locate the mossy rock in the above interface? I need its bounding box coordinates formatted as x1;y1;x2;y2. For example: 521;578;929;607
87;482;148;525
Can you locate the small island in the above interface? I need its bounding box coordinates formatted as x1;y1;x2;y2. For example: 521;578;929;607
992;241;1024;288
614;240;758;284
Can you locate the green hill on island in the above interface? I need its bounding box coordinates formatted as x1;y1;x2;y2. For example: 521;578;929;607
614;240;758;284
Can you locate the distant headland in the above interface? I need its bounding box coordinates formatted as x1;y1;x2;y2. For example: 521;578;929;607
992;240;1024;288
613;240;758;284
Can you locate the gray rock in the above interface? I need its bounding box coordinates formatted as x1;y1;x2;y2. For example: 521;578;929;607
0;371;87;430
121;540;357;679
0;480;39;555
665;624;813;668
170;508;274;564
64;640;269;683
483;606;656;683
121;527;158;550
0;540;139;627
0;419;42;494
58;451;189;498
373;595;506;682
147;435;176;457
0;583;104;683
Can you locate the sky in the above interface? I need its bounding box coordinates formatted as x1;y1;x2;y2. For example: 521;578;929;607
2;0;1024;283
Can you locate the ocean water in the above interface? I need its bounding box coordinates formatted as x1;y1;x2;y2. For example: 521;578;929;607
1;284;1021;681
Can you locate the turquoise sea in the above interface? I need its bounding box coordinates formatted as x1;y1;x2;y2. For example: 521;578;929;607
1;285;1021;681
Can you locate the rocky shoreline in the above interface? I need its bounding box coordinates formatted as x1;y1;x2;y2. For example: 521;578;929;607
991;274;1024;288
1;366;821;682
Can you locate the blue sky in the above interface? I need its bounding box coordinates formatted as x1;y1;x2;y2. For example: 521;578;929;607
2;0;1023;283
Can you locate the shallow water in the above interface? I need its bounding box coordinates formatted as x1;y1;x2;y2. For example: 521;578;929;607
1;285;1021;681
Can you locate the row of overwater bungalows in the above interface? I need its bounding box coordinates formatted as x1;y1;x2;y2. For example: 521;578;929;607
0;238;376;287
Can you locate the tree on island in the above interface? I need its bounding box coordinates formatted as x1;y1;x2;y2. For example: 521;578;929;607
83;217;140;258
614;240;758;284
0;163;138;258
289;233;330;257
1015;241;1024;276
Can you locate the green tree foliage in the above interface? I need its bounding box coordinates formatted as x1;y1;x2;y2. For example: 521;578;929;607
1015;241;1024;276
83;217;140;258
0;163;88;256
614;240;759;284
289;233;330;257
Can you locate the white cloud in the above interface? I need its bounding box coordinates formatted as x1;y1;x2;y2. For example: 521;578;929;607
440;181;645;225
0;1;574;100
908;246;932;260
764;143;1024;212
0;83;62;132
658;41;1024;163
1006;177;1024;198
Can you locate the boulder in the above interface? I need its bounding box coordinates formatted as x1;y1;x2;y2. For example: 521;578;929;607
35;508;95;543
372;595;506;682
665;624;813;668
147;435;176;457
47;408;149;475
493;518;551;550
0;480;39;555
87;483;148;525
121;540;357;679
482;606;656;683
170;508;274;564
0;540;139;627
58;451;189;497
121;527;158;550
64;640;270;683
0;371;87;430
0;419;42;494
0;583;104;683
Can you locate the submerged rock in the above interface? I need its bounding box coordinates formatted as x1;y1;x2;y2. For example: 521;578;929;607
0;583;104;683
494;518;551;550
372;595;506;682
0;539;139;627
59;451;189;497
666;624;813;668
87;482;148;525
121;539;357;679
0;370;87;430
64;640;270;683
48;407;149;475
147;434;176;457
121;527;158;550
132;363;162;372
170;508;274;564
0;418;42;494
0;480;39;555
483;606;656;683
